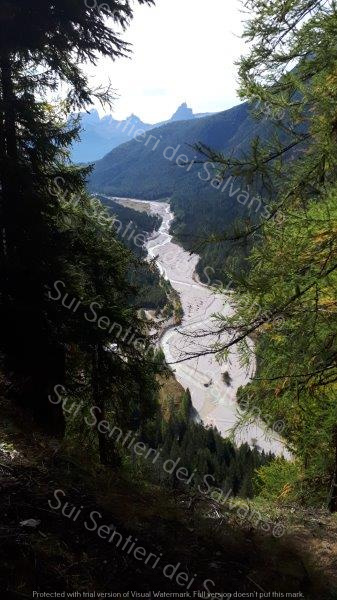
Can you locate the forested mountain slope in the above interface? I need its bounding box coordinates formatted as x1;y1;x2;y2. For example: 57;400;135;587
89;103;252;198
95;196;169;311
89;102;275;283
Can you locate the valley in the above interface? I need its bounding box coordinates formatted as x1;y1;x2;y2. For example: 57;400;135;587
3;0;337;596
114;197;289;457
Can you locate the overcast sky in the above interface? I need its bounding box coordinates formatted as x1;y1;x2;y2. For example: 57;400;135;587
87;0;246;123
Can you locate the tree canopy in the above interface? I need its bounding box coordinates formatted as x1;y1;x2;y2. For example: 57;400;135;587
0;0;158;461
199;0;337;509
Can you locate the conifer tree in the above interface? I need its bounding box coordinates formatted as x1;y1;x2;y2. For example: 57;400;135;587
199;0;337;508
0;0;156;445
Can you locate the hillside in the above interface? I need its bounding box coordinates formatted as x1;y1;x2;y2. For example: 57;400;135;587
96;196;178;313
89;103;252;198
1;396;336;598
89;102;275;283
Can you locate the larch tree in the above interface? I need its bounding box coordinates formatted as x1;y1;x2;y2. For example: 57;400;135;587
195;0;337;508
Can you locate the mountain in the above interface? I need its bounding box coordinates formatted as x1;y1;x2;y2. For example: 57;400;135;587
70;104;213;163
89;103;254;198
70;110;154;163
88;101;275;284
169;102;194;121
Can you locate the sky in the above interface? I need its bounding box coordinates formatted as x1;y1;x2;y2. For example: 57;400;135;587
87;0;246;123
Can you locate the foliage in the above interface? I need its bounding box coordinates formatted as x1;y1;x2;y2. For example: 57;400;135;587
0;0;159;460
203;0;337;509
139;389;273;498
97;196;168;310
254;459;302;504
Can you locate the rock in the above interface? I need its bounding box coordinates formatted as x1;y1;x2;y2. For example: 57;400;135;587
20;518;41;528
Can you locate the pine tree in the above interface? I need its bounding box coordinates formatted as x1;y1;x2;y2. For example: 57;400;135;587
0;0;156;449
239;472;254;499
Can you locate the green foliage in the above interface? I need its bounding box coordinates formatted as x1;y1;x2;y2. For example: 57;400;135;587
0;0;159;459
95;195;170;311
97;196;162;259
204;0;337;508
141;390;273;497
254;459;302;504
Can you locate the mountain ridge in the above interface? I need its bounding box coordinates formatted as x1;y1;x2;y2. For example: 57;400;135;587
88;101;260;201
71;102;213;163
88;100;275;284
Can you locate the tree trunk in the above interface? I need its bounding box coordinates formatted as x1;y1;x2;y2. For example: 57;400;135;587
92;345;120;467
0;52;66;437
0;51;18;258
0;52;18;160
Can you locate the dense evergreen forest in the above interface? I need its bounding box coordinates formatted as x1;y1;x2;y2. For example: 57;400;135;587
141;388;273;498
1;0;337;597
96;195;169;310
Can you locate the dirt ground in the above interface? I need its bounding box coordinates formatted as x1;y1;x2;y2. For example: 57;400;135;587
0;398;336;599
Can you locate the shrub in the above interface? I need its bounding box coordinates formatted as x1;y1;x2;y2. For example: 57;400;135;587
254;459;302;504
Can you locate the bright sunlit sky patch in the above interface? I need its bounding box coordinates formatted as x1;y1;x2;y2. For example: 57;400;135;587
86;0;246;123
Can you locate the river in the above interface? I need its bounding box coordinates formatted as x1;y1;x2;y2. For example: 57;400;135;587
114;197;289;457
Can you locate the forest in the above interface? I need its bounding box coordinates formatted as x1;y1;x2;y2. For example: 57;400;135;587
96;195;169;310
1;0;337;598
89;100;275;285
